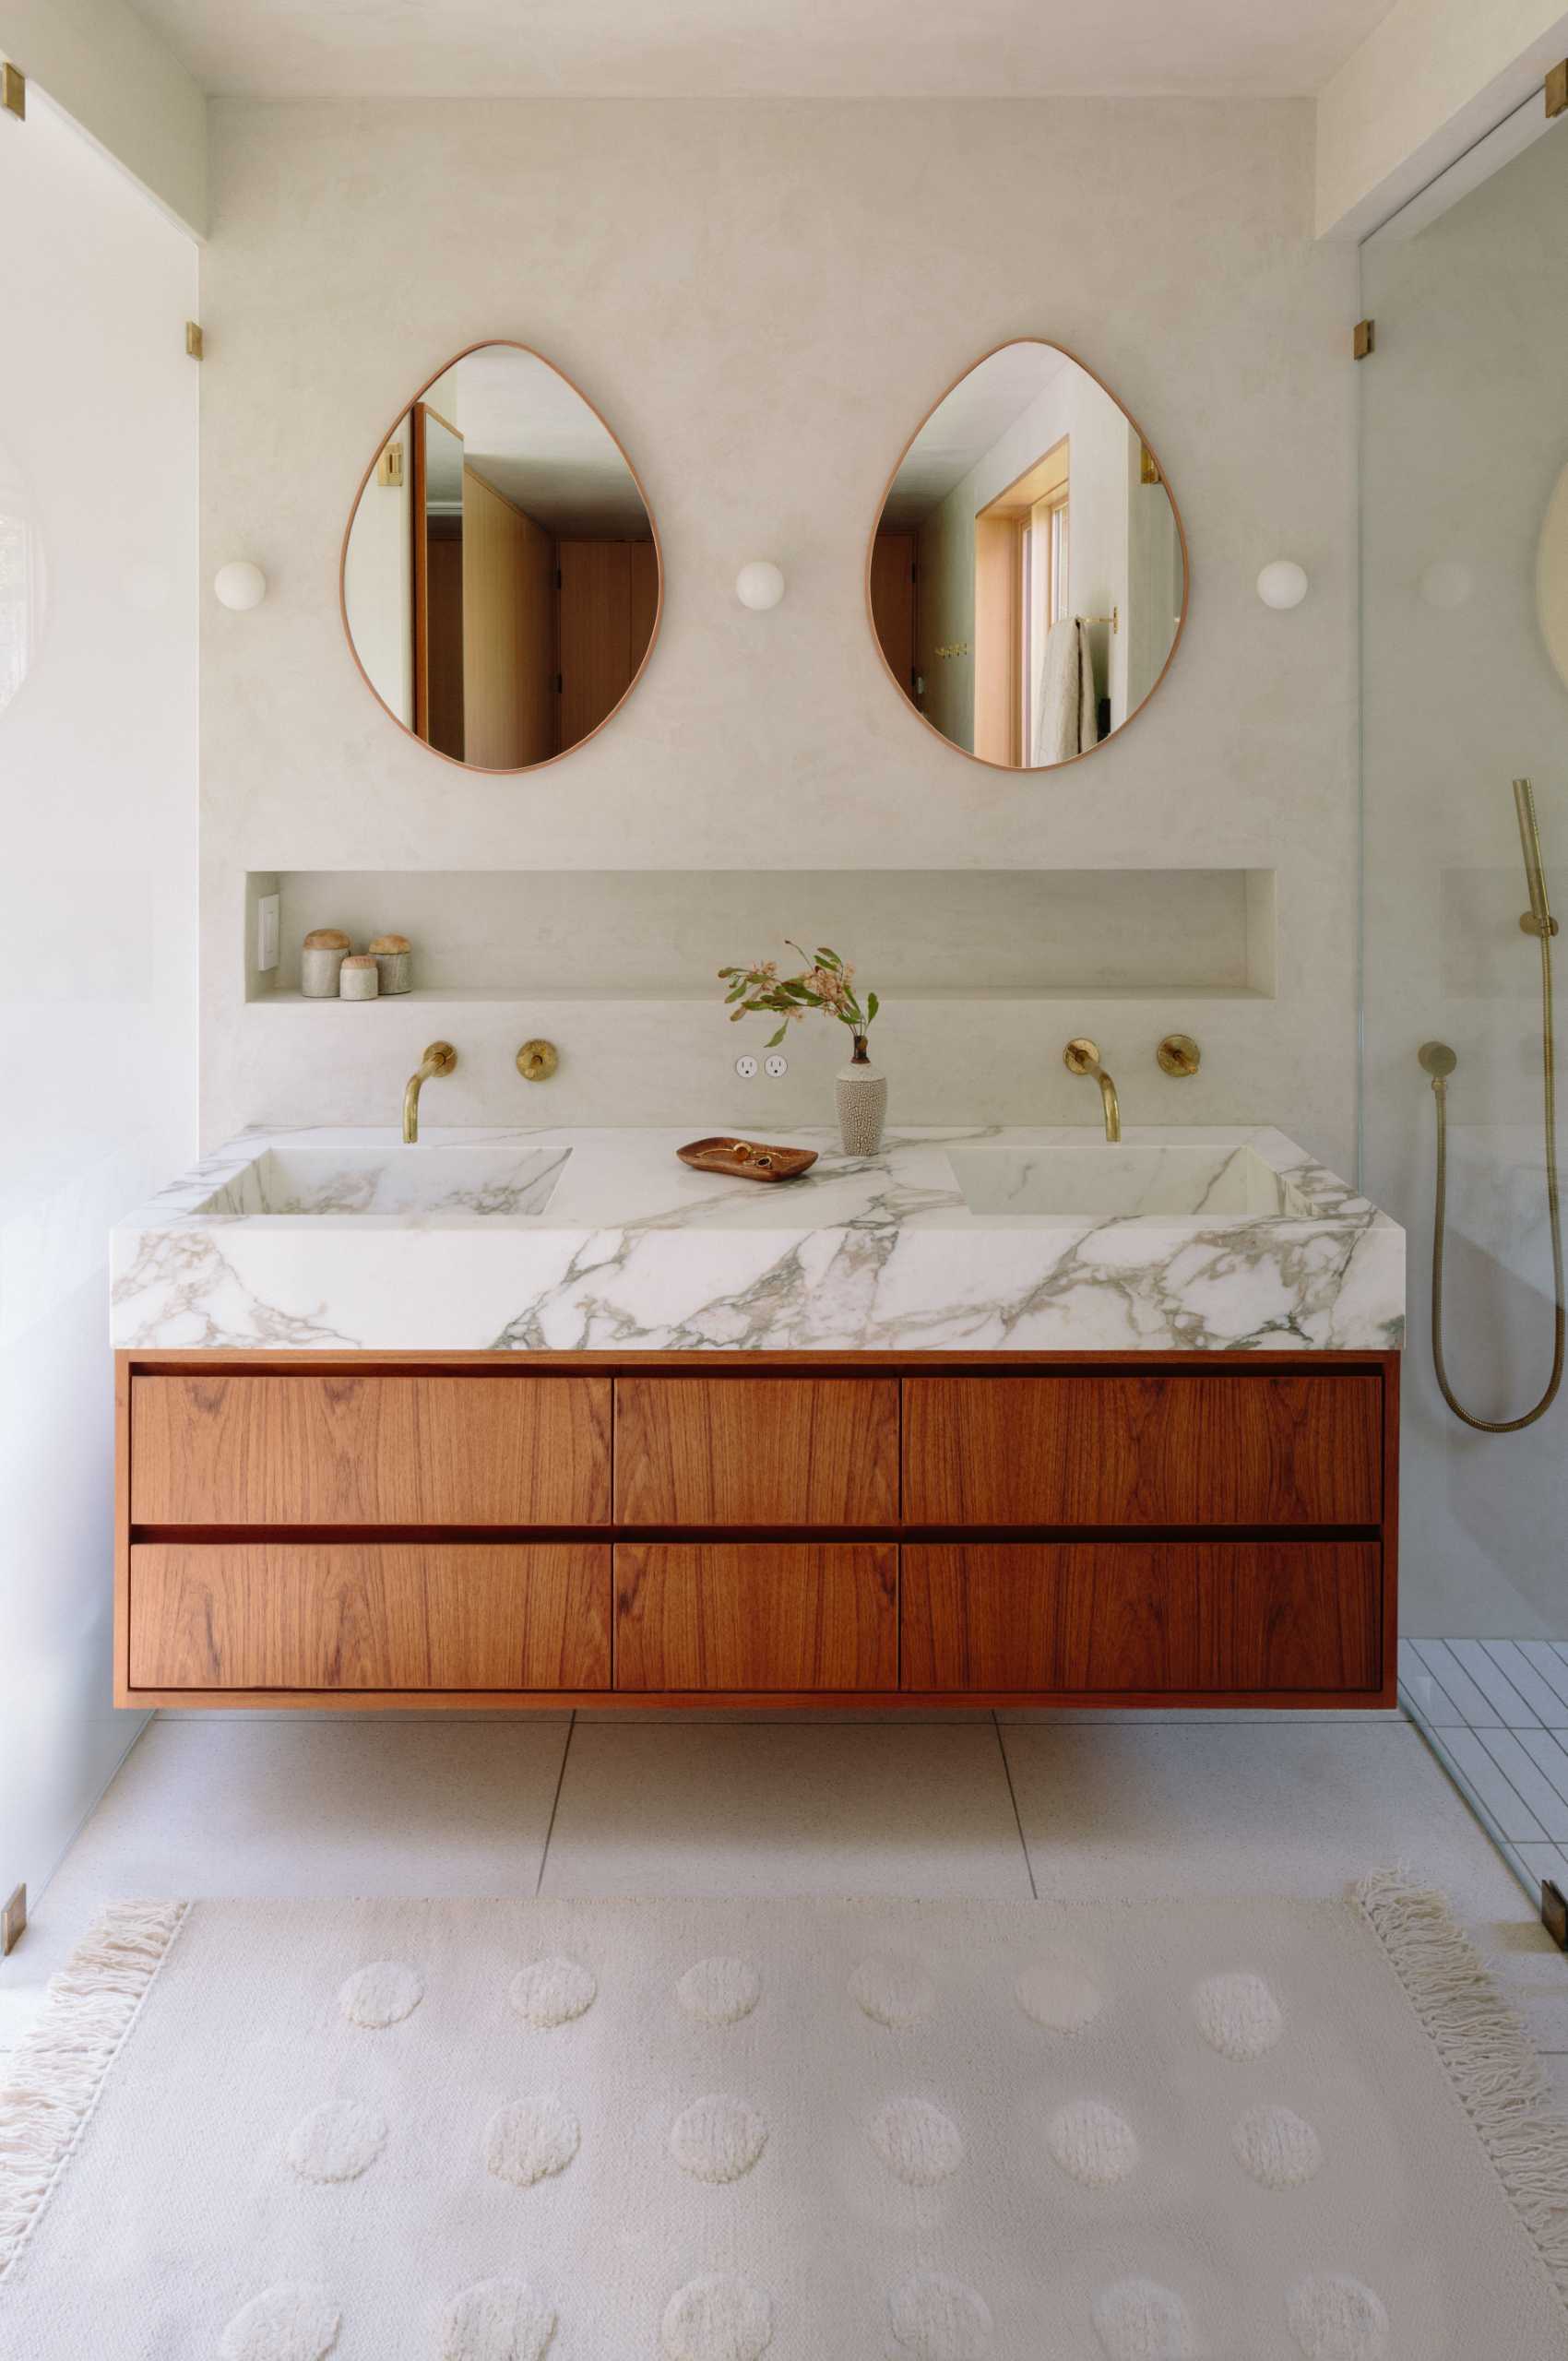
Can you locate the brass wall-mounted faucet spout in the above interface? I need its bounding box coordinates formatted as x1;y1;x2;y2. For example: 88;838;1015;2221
402;1041;457;1143
1064;1038;1121;1142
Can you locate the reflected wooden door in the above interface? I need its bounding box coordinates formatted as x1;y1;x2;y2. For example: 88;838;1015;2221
871;531;917;701
557;540;657;751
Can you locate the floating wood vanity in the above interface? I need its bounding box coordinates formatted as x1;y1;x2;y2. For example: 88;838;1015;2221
114;1348;1397;1710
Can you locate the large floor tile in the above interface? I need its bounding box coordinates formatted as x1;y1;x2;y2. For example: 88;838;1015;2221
1001;1719;1568;2047
0;1719;571;2058
540;1721;1032;1898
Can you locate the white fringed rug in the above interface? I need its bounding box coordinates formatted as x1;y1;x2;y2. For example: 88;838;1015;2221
2;1879;1566;2360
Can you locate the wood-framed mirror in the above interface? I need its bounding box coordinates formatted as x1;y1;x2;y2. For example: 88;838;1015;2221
341;340;661;773
869;338;1188;771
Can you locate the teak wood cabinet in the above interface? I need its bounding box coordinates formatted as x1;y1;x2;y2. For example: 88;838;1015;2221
114;1349;1398;1710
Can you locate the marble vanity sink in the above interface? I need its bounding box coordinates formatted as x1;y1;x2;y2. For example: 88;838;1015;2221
112;1123;1404;1354
191;1142;571;1222
947;1140;1290;1219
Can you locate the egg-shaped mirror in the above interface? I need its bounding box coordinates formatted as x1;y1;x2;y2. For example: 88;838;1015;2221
341;341;660;771
869;339;1186;770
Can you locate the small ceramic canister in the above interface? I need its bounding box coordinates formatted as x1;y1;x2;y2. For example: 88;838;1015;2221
300;928;351;998
368;931;412;995
339;953;380;1002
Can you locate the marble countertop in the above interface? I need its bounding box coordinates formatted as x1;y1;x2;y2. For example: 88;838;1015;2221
110;1123;1405;1354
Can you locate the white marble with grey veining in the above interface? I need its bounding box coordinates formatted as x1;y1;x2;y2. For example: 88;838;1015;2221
109;1124;1405;1353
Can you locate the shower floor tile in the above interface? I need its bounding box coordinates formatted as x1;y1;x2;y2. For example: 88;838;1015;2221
1401;1636;1568;1914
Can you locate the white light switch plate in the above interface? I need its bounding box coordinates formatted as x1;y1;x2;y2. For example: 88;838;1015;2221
256;891;280;972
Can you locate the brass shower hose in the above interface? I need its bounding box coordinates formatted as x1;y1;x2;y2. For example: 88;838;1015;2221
1420;779;1564;1432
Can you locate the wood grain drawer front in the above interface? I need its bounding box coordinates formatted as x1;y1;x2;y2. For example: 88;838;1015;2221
902;1542;1381;1694
130;1374;611;1526
903;1374;1381;1528
129;1543;610;1691
613;1377;899;1526
614;1544;897;1691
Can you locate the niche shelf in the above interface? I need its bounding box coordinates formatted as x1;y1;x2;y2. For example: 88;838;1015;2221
244;869;1277;1005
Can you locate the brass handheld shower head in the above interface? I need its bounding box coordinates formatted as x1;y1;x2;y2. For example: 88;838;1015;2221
1515;777;1557;937
1422;782;1562;1432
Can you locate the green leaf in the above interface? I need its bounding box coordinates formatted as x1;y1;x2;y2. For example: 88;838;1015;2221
814;946;843;969
766;1023;789;1048
866;991;879;1023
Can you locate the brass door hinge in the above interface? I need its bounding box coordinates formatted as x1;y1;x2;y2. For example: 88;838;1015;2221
375;442;404;488
1;1883;25;1956
185;321;204;360
1548;61;1567;119
2;62;25;120
1353;319;1375;361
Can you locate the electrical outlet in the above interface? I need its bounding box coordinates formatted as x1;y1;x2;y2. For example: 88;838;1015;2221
764;1053;789;1078
255;891;280;972
734;1054;758;1079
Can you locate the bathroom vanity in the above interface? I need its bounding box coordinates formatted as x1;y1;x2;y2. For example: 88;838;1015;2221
111;1126;1404;1713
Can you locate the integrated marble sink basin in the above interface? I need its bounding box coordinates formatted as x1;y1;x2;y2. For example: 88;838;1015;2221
113;1123;1404;1354
947;1141;1291;1220
192;1143;571;1222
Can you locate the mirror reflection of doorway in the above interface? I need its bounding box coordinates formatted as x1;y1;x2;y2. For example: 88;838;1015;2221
410;399;657;769
347;345;660;773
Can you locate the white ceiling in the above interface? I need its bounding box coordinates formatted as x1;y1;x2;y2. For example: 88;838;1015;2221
444;344;650;535
129;0;1400;100
881;342;1072;528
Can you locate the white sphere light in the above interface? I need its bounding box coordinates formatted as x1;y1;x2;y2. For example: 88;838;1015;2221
735;561;785;611
214;560;267;611
1420;558;1473;611
1256;560;1308;611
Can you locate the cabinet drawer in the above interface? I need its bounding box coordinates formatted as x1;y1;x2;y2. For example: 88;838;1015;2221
613;1377;898;1526
130;1374;611;1526
128;1543;610;1691
903;1374;1380;1527
902;1541;1381;1693
614;1543;897;1691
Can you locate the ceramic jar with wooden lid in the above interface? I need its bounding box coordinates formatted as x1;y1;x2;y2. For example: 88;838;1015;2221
368;932;412;995
339;953;380;1002
300;928;351;998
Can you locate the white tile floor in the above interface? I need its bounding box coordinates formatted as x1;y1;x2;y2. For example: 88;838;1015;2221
4;1703;1563;2077
1400;1637;1568;1908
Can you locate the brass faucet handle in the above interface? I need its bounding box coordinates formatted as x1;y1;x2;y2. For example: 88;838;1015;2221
422;1041;457;1077
516;1038;559;1083
1063;1037;1101;1075
1157;1033;1201;1077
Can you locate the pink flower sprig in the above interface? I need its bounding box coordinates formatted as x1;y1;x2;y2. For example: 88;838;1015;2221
718;942;881;1051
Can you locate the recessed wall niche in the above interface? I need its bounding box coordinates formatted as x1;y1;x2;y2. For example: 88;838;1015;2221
244;870;1275;1003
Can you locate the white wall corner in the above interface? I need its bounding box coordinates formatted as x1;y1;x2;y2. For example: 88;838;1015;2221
1315;0;1568;240
0;0;206;236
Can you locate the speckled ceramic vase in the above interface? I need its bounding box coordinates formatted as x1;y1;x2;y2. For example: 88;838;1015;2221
836;1038;886;1157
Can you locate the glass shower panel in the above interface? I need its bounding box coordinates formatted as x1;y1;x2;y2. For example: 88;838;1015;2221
1361;124;1568;1901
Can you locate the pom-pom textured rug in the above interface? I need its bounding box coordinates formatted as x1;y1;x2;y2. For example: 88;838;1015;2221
2;1878;1566;2357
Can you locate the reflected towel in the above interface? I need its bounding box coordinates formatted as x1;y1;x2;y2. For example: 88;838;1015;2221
1033;617;1100;765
